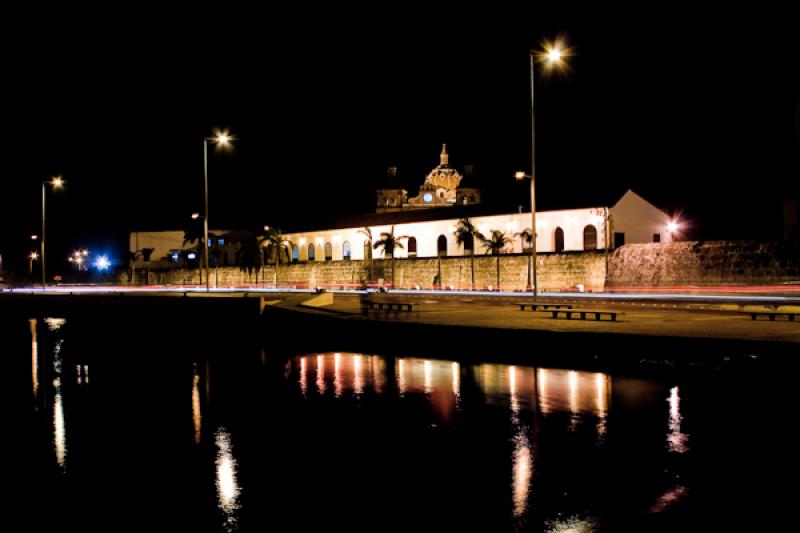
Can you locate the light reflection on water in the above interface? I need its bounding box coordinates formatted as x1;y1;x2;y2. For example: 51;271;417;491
30;319;39;400
192;364;202;444
509;366;533;519
215;427;241;532
297;353;628;523
668;386;689;453
44;317;68;470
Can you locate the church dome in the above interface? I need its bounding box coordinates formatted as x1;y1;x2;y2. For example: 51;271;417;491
423;144;463;192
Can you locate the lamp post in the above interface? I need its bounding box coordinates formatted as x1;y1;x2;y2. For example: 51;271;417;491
41;176;64;287
515;40;569;299
202;130;233;292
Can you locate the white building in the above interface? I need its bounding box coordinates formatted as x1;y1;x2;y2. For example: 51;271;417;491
281;189;672;262
129;146;674;265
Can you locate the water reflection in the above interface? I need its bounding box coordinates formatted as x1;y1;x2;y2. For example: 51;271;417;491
509;366;533;519
215;427;241;532
47;317;67;470
53;378;67;470
316;355;326;395
353;354;364;395
334;352;343;398
30;319;38;400
76;364;89;385
536;368;610;427
667;386;689;453
545;516;598;532
299;356;308;397
293;353;619;523
452;362;460;401
398;358;406;395
192;364;203;444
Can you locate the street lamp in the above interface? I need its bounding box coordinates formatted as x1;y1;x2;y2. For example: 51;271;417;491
41;176;64;287
203;130;233;291
515;39;570;298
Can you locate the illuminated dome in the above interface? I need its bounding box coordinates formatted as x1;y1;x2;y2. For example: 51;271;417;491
423;144;463;199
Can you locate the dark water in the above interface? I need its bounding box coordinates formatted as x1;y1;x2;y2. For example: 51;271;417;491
13;314;797;532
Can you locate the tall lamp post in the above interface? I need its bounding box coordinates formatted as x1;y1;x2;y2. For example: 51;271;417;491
515;40;569;298
202;130;233;292
41;176;64;287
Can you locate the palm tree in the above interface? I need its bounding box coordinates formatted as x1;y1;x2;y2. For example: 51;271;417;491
514;227;533;289
227;230;261;283
481;230;512;291
514;228;533;253
128;250;141;286
358;226;373;288
454;218;485;290
127;247;157;286
372;226;409;290
260;227;289;288
183;218;206;284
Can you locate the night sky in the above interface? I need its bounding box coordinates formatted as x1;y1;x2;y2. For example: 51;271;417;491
2;9;799;272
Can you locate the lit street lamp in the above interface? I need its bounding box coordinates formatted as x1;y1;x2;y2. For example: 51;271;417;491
203;130;233;291
41;176;64;287
515;39;570;298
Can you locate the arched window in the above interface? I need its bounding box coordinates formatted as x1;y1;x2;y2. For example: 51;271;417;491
407;237;417;257
363;240;372;259
307;244;315;261
291;244;299;262
583;225;597;251
324;242;333;261
343;241;351;260
554;227;565;253
437;235;448;257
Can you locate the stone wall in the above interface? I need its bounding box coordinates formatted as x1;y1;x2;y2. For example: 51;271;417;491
121;241;800;290
121;251;608;292
608;241;800;286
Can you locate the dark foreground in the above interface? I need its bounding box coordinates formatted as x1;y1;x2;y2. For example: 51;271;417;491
12;306;800;532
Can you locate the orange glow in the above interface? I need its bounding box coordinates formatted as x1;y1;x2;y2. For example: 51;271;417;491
299;356;308;397
334;353;342;398
536;37;573;73
192;366;202;444
353;355;364;395
316;355;326;395
30;319;38;400
452;362;460;400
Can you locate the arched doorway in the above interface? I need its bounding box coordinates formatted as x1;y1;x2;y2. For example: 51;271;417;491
407;237;417;258
437;235;448;257
324;242;333;261
307;244;315;261
342;241;351;260
554;227;565;253
583;225;597;251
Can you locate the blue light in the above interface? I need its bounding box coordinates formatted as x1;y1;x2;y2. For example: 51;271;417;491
94;256;110;271
187;252;197;260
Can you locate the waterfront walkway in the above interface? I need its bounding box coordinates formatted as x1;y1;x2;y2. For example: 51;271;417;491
312;293;800;345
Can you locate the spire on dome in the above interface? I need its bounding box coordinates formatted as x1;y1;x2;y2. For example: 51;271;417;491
440;144;449;166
